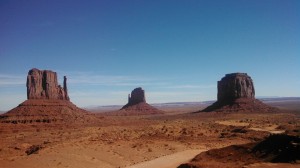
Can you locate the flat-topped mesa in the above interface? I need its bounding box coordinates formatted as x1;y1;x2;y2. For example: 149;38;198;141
26;68;70;100
127;87;146;105
217;73;255;103
202;72;275;112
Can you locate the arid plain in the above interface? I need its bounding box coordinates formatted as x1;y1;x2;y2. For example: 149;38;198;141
0;98;299;168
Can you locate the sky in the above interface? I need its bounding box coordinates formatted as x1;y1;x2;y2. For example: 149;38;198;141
0;0;299;111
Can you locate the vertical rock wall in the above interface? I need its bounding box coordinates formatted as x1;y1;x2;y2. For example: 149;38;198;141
26;68;69;100
217;73;255;103
201;72;269;112
128;87;146;105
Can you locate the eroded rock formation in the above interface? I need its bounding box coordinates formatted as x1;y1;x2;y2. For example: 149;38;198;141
118;87;163;115
26;68;69;100
202;73;275;112
217;73;255;103
0;68;96;124
127;87;146;106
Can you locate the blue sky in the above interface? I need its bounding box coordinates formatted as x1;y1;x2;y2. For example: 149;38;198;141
0;0;299;111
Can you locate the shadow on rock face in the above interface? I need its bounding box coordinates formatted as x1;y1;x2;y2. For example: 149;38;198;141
252;134;300;163
177;134;300;168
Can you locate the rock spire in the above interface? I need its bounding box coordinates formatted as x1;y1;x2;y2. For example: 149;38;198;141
0;68;95;124
26;68;69;100
117;87;163;115
127;87;146;105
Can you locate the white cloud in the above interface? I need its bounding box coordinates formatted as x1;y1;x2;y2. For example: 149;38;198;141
162;84;215;89
0;71;162;87
61;71;161;86
0;74;25;86
0;71;217;110
148;91;200;96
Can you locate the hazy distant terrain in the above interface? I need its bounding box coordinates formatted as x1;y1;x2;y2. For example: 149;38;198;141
86;97;300;113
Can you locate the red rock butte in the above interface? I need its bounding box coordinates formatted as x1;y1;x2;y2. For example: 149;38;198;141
116;87;163;115
217;73;255;102
202;73;276;112
122;87;146;108
0;68;95;124
27;68;70;100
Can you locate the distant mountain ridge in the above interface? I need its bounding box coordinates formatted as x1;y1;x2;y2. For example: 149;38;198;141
85;97;300;112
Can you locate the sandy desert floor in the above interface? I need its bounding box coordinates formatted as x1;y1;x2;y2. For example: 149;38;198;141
0;101;299;168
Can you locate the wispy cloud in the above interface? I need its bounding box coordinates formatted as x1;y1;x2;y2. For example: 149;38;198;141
64;72;215;88
148;91;201;96
0;74;25;86
0;71;215;90
0;71;163;87
0;71;216;109
64;71;165;87
161;84;215;89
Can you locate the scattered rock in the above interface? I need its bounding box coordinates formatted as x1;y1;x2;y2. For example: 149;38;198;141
25;145;42;155
252;134;300;163
231;127;248;133
178;134;300;168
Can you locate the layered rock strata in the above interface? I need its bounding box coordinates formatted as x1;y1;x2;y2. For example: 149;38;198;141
202;73;275;112
217;73;255;103
0;68;95;124
27;68;69;100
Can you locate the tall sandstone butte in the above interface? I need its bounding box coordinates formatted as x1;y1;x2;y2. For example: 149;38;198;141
0;68;96;124
26;68;69;100
217;73;255;102
127;87;146;106
122;87;147;109
117;87;163;115
202;73;274;112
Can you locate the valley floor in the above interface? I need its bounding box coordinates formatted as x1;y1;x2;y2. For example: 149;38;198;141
0;108;299;168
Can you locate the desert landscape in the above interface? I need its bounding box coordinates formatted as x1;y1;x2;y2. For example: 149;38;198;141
0;69;299;168
1;1;299;167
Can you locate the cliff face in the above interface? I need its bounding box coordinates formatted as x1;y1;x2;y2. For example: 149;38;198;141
202;73;274;112
127;87;146;105
119;87;163;115
217;73;255;103
0;68;95;124
26;68;69;100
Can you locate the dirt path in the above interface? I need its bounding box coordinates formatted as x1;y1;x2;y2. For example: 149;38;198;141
126;149;207;168
216;120;285;134
248;124;285;134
